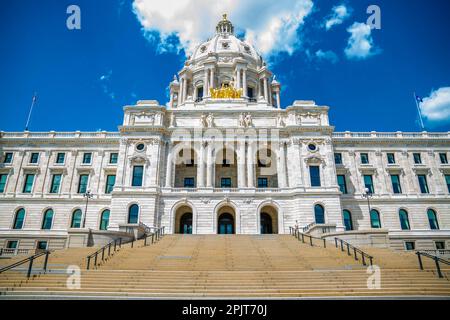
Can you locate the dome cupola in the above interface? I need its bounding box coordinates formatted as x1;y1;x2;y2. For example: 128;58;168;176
216;14;234;35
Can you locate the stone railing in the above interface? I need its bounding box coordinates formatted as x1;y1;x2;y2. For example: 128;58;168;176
0;248;32;256
0;131;121;139
333;131;450;139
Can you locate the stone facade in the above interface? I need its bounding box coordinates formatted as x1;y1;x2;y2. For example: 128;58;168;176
0;16;449;252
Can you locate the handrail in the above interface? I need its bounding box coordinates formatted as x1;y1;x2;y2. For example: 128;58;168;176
143;226;165;246
289;227;327;248
86;238;122;270
0;250;51;278
416;251;450;278
334;237;373;266
302;222;316;233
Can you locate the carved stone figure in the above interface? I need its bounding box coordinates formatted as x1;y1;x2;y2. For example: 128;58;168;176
201;114;208;127
170;114;176;127
206;113;214;127
244;113;252;127
239;113;245;127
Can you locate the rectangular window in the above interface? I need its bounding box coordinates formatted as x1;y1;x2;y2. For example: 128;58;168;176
360;153;369;164
23;174;35;193
82;153;92;164
310;166;321;187
418;174;429;194
30;152;39;164
390;175;402;194
184;177;195;188
50;174;62;194
446;175;450;193
3;152;13;164
405;241;415;251
0;174;7;193
337;175;348;194
105;175;116;194
413;153;422;164
78;174;89;194
109;153;118;164
334;153;342;165
222;159;231;167
6;241;18;249
37;241;48;250
56;153;65;164
439;153;448;164
131;166;143;187
257;177;268;188
387;153;395;164
364;175;374;194
221;178;232;188
435;241;445;250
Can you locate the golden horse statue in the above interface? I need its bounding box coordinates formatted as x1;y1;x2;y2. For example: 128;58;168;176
210;84;243;99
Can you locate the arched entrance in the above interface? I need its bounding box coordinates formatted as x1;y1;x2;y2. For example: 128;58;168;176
259;205;279;234
260;212;273;234
179;212;193;234
218;213;234;234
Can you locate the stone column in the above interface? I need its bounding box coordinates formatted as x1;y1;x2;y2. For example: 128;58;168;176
278;142;287;188
263;77;268;102
236;68;241;89
210;69;214;90
238;141;246;188
247;141;255;188
276;92;281;109
243;69;247;97
165;143;173;188
179;78;184;104
204;69;209;97
197;142;206;187
182;78;188;103
206;142;213;188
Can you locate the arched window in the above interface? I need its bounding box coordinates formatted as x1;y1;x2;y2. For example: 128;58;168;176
70;209;82;228
342;210;353;231
42;209;54;230
427;209;439;230
399;209;410;230
314;204;325;224
100;209;110;230
13;208;25;229
370;209;381;228
128;204;139;224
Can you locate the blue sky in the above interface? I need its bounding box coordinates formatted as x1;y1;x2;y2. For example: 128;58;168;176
0;0;449;132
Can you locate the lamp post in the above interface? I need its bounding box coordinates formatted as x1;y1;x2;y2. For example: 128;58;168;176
82;190;93;228
362;187;373;214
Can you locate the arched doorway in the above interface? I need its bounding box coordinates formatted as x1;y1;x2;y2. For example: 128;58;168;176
259;205;279;234
179;212;193;234
218;213;234;234
260;213;273;234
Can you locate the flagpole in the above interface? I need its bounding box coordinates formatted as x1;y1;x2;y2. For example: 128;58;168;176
25;93;37;131
413;92;425;131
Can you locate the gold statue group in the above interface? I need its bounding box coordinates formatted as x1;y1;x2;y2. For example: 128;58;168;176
209;83;243;99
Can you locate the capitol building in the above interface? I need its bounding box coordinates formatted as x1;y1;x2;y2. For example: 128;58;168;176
0;15;449;254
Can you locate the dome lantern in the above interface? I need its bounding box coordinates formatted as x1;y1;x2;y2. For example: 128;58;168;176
216;13;234;35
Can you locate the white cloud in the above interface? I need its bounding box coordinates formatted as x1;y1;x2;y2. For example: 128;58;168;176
132;0;314;58
420;87;450;126
344;22;379;60
324;4;350;30
315;49;338;63
99;70;115;100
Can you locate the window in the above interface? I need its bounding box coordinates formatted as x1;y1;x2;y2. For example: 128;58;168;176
13;208;25;229
30;152;39;164
390;175;402;194
247;87;254;98
364;175;375;194
78;175;89;194
109;153;118;164
445;175;450;193
23;174;35;193
334;153;342;165
387;153;395;164
56;153;65;164
3;152;13;164
360;153;369;164
0;174;7;193
128;204;139;224
399;209;410;230
41;209;54;230
307;144;317;152
132;165;143;187
417;175;429;194
440;153;448;164
222;159;230;167
343;210;353;231
100;210;110;230
405;241;415;251
37;241;48;250
427;209;439;230
337;175;348;194
136;143;145;151
310;166;321;187
257;177;268;188
413;153;422;164
196;87;204;100
314;204;325;224
70;209;82;228
7;240;18;249
370;209;381;228
184;177;195;188
435;241;445;250
82;153;92;164
50;174;62;194
105;175;116;194
221;178;232;188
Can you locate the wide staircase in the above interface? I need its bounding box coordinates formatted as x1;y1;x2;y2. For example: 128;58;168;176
1;234;449;298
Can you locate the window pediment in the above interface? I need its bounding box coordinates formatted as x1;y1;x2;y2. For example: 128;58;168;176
128;155;150;166
304;156;326;167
